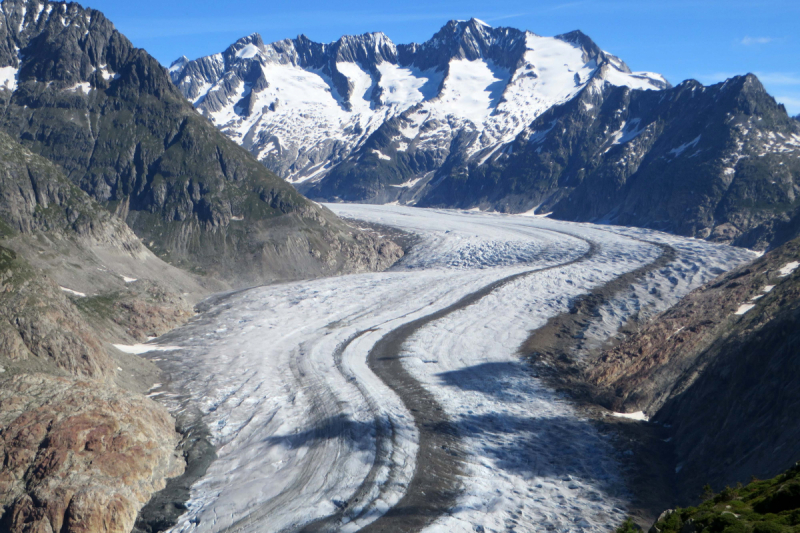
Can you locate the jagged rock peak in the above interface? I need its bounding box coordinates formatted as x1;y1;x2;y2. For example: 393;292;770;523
169;55;189;72
0;0;181;96
170;18;672;190
0;0;114;69
211;30;400;70
224;32;265;60
397;18;528;70
328;31;397;64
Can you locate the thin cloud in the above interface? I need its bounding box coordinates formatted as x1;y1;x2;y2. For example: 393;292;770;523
694;72;740;84
483;13;531;23
774;95;800;114
755;72;800;85
741;36;774;45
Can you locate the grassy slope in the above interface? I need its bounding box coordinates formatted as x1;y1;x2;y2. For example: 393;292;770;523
628;464;800;533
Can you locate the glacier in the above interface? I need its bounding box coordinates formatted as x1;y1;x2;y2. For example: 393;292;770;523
143;205;753;533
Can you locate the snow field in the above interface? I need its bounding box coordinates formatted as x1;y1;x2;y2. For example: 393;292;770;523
149;205;753;533
185;29;667;183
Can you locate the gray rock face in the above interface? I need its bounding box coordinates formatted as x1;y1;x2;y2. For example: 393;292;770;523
0;128;142;251
0;0;401;286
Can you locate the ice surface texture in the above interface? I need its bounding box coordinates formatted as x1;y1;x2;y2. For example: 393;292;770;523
149;205;752;533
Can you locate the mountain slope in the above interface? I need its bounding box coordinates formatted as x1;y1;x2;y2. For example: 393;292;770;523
0;0;401;286
0;127;145;379
420;74;800;249
0;129;193;533
0;126;207;369
587;236;800;503
170;19;667;197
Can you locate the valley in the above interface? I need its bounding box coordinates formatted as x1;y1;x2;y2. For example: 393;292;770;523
136;205;752;533
0;1;797;532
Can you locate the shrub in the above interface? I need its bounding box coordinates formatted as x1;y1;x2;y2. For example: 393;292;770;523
616;517;642;533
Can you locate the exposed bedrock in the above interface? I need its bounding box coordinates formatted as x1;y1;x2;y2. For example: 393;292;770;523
0;374;184;533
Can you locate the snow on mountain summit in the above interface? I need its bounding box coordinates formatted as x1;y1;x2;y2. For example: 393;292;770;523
170;20;669;185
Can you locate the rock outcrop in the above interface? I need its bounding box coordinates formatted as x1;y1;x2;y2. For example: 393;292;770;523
0;374;184;533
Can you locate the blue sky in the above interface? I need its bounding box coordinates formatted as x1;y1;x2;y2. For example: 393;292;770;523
81;0;799;114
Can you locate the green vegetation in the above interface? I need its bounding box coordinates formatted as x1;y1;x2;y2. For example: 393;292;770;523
642;464;800;533
616;517;643;532
74;292;121;318
0;245;34;290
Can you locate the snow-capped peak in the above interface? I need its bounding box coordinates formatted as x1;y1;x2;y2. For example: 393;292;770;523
170;22;670;185
169;55;189;73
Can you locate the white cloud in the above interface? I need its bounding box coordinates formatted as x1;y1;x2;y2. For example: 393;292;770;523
741;36;774;45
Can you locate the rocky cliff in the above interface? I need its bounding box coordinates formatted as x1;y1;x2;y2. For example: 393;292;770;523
0;0;401;286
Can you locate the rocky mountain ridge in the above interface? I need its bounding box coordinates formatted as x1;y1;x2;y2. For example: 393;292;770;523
170;18;666;191
418;73;800;249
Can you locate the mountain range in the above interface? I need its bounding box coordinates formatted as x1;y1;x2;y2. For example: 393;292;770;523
172;21;800;250
169;20;666;186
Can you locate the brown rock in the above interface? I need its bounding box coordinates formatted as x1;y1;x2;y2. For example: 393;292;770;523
0;374;184;533
0;246;113;379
